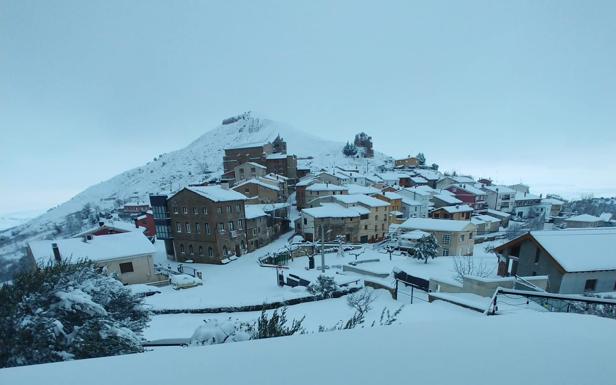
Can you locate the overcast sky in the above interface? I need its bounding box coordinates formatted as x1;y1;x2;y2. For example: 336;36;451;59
1;0;615;214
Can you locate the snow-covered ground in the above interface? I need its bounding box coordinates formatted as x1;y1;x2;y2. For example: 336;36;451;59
0;209;46;231
2;312;614;385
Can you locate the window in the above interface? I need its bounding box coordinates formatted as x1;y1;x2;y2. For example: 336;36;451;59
193;207;198;215
185;223;191;233
218;223;225;233
202;207;208;215
173;207;179;214
229;221;235;231
226;206;232;213
236;204;241;213
195;223;201;234
208;247;213;257
443;233;451;245
217;207;222;214
460;234;465;242
199;246;203;256
188;245;194;255
179;244;185;254
205;223;211;234
176;223;182;233
304;218;307;225
534;248;540;264
442;248;449;256
584;279;597;292
183;207;188;214
238;220;243;230
252;228;257;236
119;262;134;274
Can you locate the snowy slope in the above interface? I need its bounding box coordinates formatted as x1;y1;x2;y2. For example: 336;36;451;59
0;112;390;265
1;312;614;385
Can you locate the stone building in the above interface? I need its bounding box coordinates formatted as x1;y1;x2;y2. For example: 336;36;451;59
167;186;248;263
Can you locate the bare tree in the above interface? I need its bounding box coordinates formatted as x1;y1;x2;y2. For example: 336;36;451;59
453;255;494;283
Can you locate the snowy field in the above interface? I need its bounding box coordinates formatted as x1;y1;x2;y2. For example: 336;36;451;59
140;233;514;342
3;312;614;385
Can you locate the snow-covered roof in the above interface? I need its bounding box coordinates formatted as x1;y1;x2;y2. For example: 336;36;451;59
434;204;473;214
565;214;602;223
306;183;347;192
472;214;501;224
174;186;248;202
263;173;289;181
413;169;441;180
400;187;432;197
410;176;428;183
384;192;403;200
542;198;565;205
73;221;146;237
529;229;616;272
302;203;360;219
122;201;150;208
599;213;613;222
400;218;475;232
334;194;389;208
485;209;511;218
266;153;288;160
244;205;269;219
29;232;156;265
514;192;541;201
295;177;316;187
237;161;267;169
224;140;269;150
399;230;431;240
343;184;380;195
233;178;281;192
401;198;423;206
433;193;462;205
450;184;486;196
482;185;516;194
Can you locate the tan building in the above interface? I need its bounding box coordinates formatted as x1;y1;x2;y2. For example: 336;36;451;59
304;183;348;208
244;203;290;251
27;232;163;285
395;157;418;168
334;194;390;242
232;179;283;204
168;186;248;263
234;162;267;183
399;217;476;256
300;203;361;242
430;204;473;221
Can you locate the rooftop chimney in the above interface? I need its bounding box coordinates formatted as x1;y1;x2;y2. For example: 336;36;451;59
98;221;104;227
51;243;61;262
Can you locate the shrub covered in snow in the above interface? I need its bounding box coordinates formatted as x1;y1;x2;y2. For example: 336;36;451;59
190;318;252;346
0;260;150;368
190;308;304;347
307;275;338;298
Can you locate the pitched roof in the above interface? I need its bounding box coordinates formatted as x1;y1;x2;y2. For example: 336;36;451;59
497;229;616;273
334;194;390;208
433;193;463;205
566;214;602;223
302;203;360;219
182;186;248;202
306;183;347;192
450;184;486;196
400;218;475;232
233;178;280;192
343;184;380;195
29;232;156;265
482;185;516;194
434;204;474;214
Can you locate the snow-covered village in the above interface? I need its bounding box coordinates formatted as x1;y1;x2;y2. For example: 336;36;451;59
2;2;616;385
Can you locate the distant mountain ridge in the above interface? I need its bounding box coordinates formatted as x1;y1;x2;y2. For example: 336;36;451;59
0;113;390;277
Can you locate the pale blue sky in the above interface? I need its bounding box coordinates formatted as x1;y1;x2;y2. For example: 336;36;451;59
1;0;615;213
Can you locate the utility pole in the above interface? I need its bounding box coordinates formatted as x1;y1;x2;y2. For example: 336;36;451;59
320;225;326;273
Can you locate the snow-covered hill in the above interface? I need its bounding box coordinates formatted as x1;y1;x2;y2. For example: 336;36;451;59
0;113;391;273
